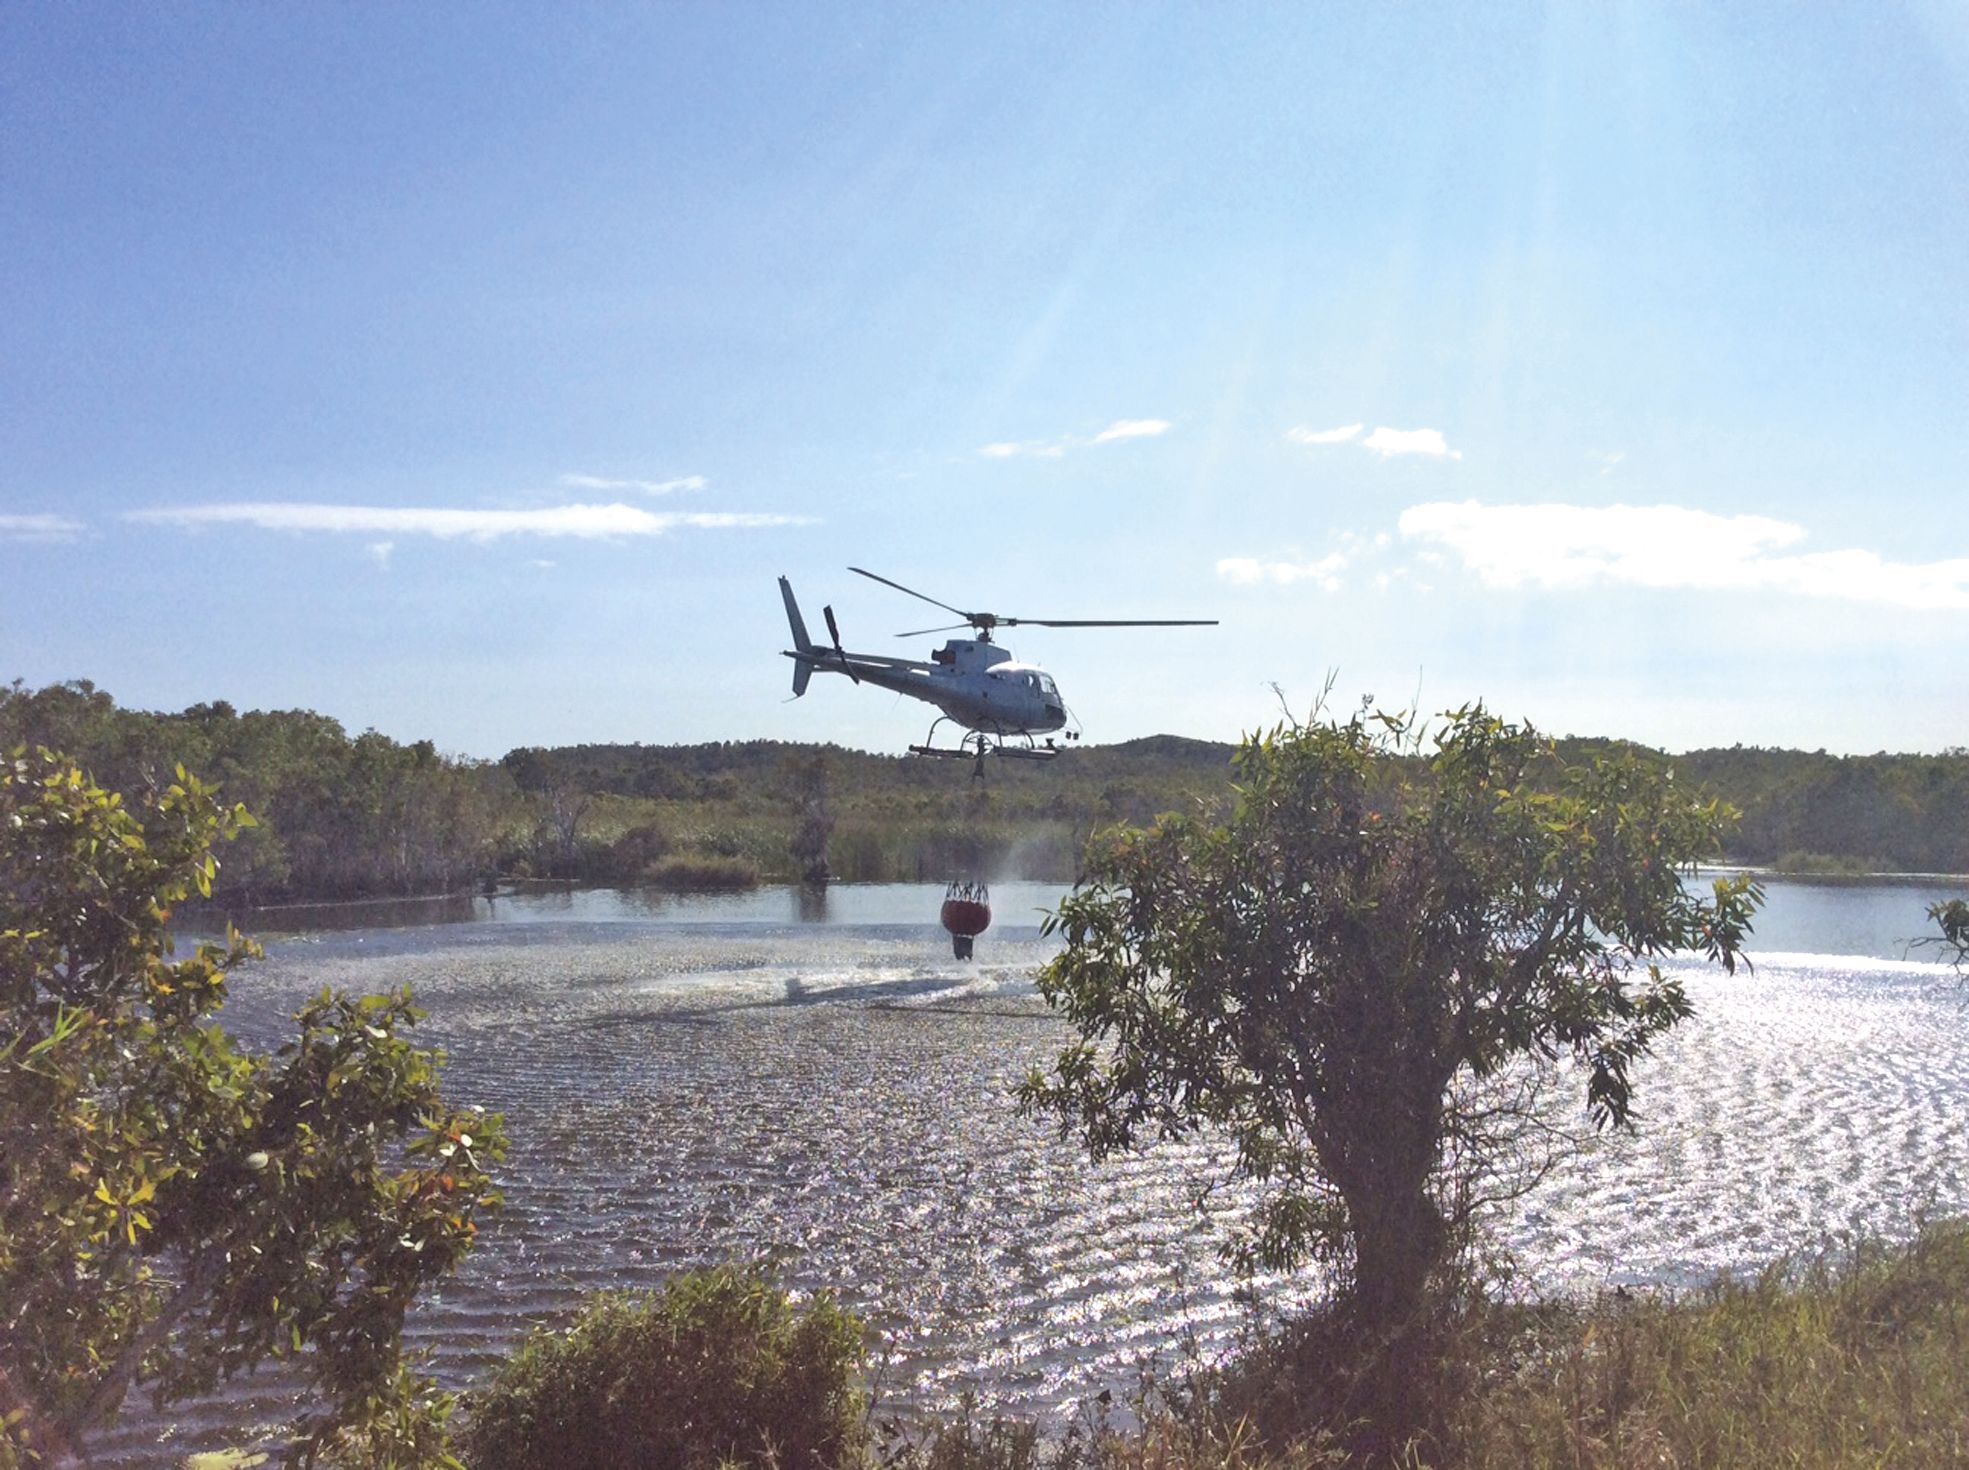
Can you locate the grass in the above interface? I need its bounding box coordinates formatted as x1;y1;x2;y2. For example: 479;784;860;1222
643;854;761;890
893;1222;1969;1470
1437;1223;1969;1468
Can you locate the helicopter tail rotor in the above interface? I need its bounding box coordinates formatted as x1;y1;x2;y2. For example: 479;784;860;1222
823;605;860;684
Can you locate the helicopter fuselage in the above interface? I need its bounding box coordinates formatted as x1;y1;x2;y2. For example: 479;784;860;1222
779;577;1069;737
787;637;1069;735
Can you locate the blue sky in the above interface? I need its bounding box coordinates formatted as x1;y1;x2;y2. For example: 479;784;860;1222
4;3;1965;756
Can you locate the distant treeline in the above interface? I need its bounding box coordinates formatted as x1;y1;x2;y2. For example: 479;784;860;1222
0;680;511;902
1671;744;1969;874
5;679;1966;906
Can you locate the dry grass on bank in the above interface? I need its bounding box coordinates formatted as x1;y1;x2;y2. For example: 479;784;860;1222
1436;1221;1969;1468
197;1224;1969;1470
893;1222;1969;1470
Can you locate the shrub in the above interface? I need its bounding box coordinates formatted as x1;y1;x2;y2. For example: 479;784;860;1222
600;821;672;882
460;1265;865;1470
1771;849;1887;877
645;854;760;890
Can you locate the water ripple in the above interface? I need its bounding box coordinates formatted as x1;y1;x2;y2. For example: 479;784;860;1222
97;929;1969;1465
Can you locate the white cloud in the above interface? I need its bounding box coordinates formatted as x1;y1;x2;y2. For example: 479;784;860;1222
1217;530;1382;594
1286;423;1364;446
1398;500;1969;611
979;417;1172;459
1285;422;1460;459
1216;551;1351;593
559;473;707;496
0;512;86;542
366;540;395;567
1596;451;1625;477
1362;426;1461;460
127;502;811;541
1093;418;1172;443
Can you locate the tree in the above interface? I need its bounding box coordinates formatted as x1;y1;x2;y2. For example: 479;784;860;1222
1919;898;1969;970
0;750;504;1465
1022;703;1760;1329
786;753;834;888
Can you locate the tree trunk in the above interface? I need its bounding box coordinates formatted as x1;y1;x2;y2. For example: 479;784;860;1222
1347;1181;1446;1326
60;1248;219;1448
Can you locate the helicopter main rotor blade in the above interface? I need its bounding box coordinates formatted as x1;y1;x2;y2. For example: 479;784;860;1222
847;567;975;621
850;566;1217;636
1000;617;1220;628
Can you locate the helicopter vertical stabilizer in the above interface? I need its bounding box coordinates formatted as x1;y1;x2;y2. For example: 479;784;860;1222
779;576;814;696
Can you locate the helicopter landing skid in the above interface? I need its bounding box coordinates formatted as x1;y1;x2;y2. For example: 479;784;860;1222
908;722;1061;775
906;742;1061;762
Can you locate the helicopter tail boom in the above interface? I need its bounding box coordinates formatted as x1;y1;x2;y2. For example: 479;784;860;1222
779;576;815;696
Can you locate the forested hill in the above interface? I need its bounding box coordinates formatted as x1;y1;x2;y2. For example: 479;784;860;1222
4;678;1966;904
1672;745;1969;875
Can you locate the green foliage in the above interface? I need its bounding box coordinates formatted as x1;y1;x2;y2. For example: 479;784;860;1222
0;749;504;1463
1767;849;1890;877
0;681;513;904
314;1364;467;1470
596;821;673;883
487;734;1233;885
1024;704;1761;1334
16;677;1964;902
459;1265;866;1470
1920;897;1969;970
645;854;761;890
1668;741;1969;873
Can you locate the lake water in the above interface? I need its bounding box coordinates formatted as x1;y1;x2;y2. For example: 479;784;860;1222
104;875;1968;1464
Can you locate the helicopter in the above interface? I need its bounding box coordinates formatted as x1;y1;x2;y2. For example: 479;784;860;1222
779;567;1216;766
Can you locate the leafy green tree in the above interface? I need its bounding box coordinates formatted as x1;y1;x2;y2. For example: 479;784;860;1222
0;750;504;1464
1023;704;1761;1328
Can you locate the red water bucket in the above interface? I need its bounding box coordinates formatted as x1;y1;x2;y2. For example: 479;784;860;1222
940;885;991;959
